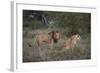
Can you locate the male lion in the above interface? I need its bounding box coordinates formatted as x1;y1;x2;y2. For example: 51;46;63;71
33;30;61;59
34;30;61;49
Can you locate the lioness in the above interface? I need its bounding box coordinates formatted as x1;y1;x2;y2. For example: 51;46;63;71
63;34;81;49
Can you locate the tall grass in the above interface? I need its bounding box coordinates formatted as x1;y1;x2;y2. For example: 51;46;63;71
23;29;91;62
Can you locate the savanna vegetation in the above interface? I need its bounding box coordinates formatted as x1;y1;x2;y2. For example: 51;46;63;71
23;10;91;62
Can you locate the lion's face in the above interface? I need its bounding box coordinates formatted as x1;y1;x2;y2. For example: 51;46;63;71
64;34;81;49
71;34;81;44
54;31;60;40
49;31;61;43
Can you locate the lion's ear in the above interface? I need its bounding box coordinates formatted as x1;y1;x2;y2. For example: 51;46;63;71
48;31;55;37
48;31;53;34
48;31;53;35
48;32;51;35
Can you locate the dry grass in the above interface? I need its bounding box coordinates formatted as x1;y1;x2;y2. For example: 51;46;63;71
23;29;91;62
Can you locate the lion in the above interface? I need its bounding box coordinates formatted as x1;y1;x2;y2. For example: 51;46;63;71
63;34;81;49
34;30;61;49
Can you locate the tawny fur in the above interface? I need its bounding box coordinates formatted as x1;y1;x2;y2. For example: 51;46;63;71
63;34;81;49
34;31;61;49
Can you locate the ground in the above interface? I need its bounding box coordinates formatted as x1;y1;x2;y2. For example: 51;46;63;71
23;28;91;62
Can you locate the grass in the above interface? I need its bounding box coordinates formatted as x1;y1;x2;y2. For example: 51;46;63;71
23;29;91;62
